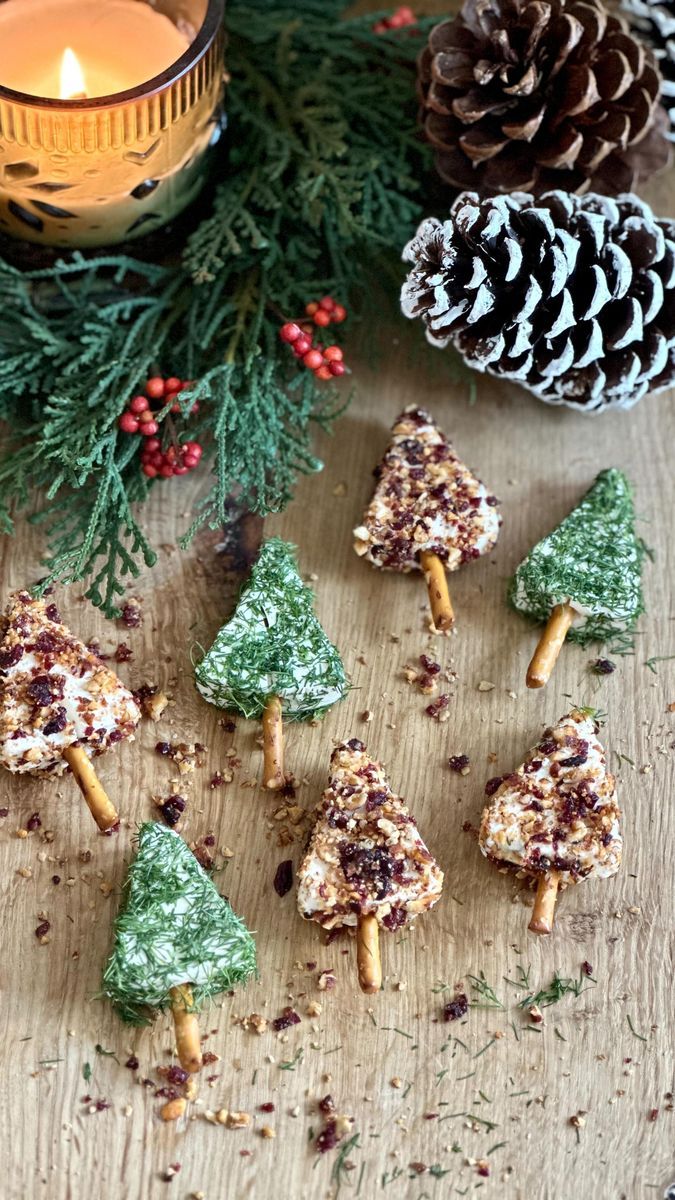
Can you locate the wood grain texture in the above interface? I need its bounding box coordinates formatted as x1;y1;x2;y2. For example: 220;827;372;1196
2;131;674;1200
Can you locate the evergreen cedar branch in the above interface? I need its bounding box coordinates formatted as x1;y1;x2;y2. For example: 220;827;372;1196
103;822;256;1025
0;2;460;617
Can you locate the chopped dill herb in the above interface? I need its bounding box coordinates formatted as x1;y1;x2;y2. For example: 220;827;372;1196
279;1047;304;1070
554;1028;568;1042
487;1142;507;1155
468;972;504;1009
332;1132;361;1196
428;1164;451;1178
517;969;593;1009
626;1015;648;1042
402;1082;413;1100
473;1037;497;1059
457;1071;476;1081
644;655;675;674
94;1043;119;1062
82;1062;92;1083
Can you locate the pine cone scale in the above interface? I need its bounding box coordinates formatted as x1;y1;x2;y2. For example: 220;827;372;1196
419;0;671;195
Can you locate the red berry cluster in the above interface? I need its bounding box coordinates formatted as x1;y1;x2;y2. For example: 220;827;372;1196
373;6;416;32
117;376;203;479
279;297;347;382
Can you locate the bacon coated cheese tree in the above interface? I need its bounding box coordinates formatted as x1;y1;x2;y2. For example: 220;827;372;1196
511;469;645;687
195;538;347;789
298;739;444;992
479;709;621;934
353;407;501;631
103;823;256;1072
0;590;140;831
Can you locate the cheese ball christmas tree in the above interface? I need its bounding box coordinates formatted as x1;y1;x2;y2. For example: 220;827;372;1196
511;469;645;688
479;709;621;934
353;406;501;630
0;589;140;830
297;738;444;993
103;822;256;1072
195;538;347;789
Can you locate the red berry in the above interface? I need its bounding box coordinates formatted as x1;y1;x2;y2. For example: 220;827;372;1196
294;336;312;356
305;302;318;316
280;322;302;344
329;361;346;376
119;412;140;434
184;441;203;459
170;401;181;413
323;345;343;362
145;376;166;400
141;420;159;436
303;349;324;370
164;376;181;393
314;365;333;381
183;455;198;469
144;437;161;453
373;19;387;31
331;303;347;323
129;395;150;415
397;6;416;21
160;464;174;478
319;296;335;311
313;309;331;327
142;463;158;478
172;465;189;475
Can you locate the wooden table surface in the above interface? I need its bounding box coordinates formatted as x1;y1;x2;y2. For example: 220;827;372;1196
2;178;675;1200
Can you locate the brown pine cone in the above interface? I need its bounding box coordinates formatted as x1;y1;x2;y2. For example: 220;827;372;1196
419;0;671;196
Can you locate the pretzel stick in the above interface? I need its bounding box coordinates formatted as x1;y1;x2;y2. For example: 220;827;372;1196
420;551;454;631
357;914;382;994
528;871;560;935
62;745;118;832
262;695;284;790
169;984;203;1073
526;602;575;689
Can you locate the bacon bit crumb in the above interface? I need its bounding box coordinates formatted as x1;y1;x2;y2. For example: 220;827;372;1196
648;1108;659;1121
161;1098;187;1122
409;1162;427;1175
317;969;337;991
258;1102;275;1113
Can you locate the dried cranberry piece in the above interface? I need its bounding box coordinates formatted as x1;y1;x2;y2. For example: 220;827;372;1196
0;645;23;669
318;1095;335;1115
26;811;41;831
345;738;365;753
0;808;8;818
382;907;406;931
562;752;588;768
35;631;58;653
35;920;51;938
125;1055;139;1070
155;741;172;756
272;1007;300;1032
114;643;132;663
43;707;67;736
159;797;186;827
419;654;441;675
365;790;388;811
448;754;470;774
591;658;615;675
339;844;393;900
316;1120;338;1153
258;1102;275;1113
538;738;557;755
45;604;61;623
581;961;594;977
120;602;142;629
484;776;503;796
28;674;64;707
273;859;293;897
443;992;469;1022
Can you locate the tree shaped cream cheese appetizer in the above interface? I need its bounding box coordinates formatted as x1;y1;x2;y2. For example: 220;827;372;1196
0;590;140;830
103;822;256;1072
511;469;645;687
298;738;444;993
195;538;347;788
479;709;621;934
354;406;501;630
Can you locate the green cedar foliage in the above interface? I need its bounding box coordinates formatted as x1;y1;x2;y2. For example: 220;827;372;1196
0;3;463;615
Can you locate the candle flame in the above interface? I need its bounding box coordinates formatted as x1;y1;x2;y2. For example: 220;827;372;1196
60;48;87;100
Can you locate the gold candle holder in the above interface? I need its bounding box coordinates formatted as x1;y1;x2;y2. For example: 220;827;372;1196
0;0;225;248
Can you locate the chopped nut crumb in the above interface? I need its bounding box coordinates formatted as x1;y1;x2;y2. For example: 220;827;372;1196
161;1098;187;1122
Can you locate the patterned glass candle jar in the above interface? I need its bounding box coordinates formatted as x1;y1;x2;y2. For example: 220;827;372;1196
0;0;225;247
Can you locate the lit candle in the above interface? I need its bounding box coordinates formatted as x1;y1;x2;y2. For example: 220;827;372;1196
0;0;190;99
